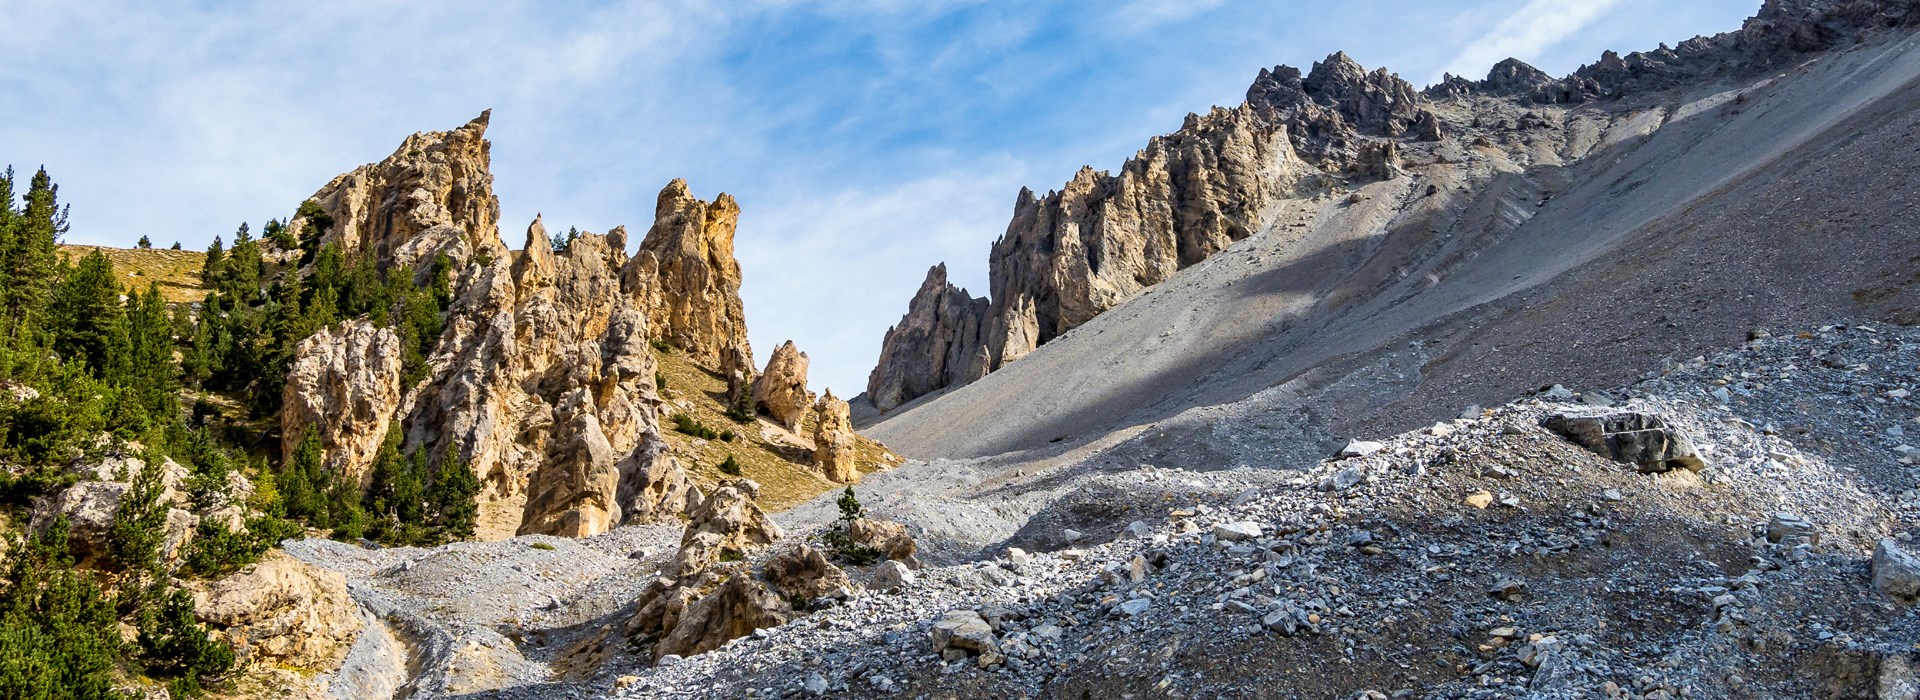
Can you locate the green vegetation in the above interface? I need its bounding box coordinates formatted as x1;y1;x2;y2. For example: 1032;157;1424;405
671;412;736;442
0;518;135;700
820;486;881;566
551;225;578;253
0;165;482;696
362;428;480;547
724;388;755;423
528;542;555;551
718;454;743;476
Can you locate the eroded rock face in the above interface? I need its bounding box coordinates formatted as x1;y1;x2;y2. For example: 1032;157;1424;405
866;85;1323;410
626;179;753;368
1246;51;1428;163
280;321;404;484
810;390;859;484
752;341;811;430
415;217;683;539
285;110;503;272
866;264;989;412
983;105;1303;375
673;479;784;577
623;482;851;664
195;551;364;673
278;116;731;540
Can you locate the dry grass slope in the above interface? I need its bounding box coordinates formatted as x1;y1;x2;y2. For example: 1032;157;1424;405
60;244;206;303
653;348;897;512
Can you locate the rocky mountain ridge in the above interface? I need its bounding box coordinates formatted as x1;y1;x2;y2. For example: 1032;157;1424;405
277;113;885;541
864;0;1920;415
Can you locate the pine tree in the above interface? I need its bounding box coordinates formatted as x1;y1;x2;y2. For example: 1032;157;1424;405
137;235;151;249
0;168;65;336
135;586;233;696
427;441;479;541
324;470;365;541
280;431;326;526
48;250;124;375
199;236;224;288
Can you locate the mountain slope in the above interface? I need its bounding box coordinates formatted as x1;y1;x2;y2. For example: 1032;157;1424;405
865;4;1920;462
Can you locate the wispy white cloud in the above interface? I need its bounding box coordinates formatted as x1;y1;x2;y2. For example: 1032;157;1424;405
1435;0;1629;83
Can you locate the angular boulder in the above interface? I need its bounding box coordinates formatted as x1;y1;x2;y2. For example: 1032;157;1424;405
1874;538;1920;601
1544;411;1705;473
763;545;851;602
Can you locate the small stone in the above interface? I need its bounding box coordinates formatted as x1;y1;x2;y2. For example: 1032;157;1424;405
873;560;916;591
1126;520;1152;538
615;675;641;689
1542;384;1575;400
1891;388;1911;399
1062;528;1084;542
1489;578;1526;601
804;672;828;695
1006;547;1032;569
1464;491;1494;509
1118;598;1152;616
976;649;1007;669
1320;467;1365;491
1601;489;1623;502
1340;440;1386;457
1214;522;1263;541
1765;513;1815;545
1129;555;1148;583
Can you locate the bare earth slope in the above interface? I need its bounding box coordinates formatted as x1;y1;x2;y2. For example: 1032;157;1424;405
867;29;1920;464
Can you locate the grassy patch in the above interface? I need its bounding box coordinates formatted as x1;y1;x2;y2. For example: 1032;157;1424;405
59;244;206;304
651;349;897;512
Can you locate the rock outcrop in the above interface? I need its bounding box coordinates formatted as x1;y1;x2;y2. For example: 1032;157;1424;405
626;179;753;368
285;110;504;273
1544;411;1705;473
194;551;364;673
865;264;989;412
751;341;811;430
280;321;404;483
275;115;778;540
810;389;859;484
672;479;783;577
408;215;687;539
849;517;918;567
30;454;200;568
625;480;847;663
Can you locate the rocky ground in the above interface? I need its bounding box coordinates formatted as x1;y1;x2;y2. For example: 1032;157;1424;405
274;321;1920;698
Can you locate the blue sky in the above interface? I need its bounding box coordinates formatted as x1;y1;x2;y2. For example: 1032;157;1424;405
0;0;1758;395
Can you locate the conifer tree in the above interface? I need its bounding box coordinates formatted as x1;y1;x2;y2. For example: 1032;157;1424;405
199;236;225;288
280;431;326;525
0;168;65;335
49;250;123;375
427;441;479;541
